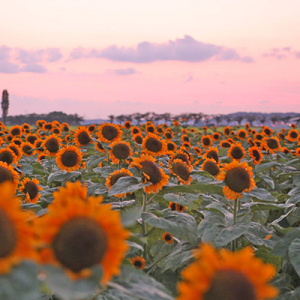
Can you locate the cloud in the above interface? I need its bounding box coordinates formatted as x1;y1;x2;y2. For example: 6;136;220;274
260;100;270;104
215;101;223;104
0;46;10;61
17;48;63;63
113;68;137;76
0;61;20;74
296;52;300;59
69;36;253;63
185;75;194;83
19;64;47;73
263;47;294;60
46;48;63;62
193;100;200;104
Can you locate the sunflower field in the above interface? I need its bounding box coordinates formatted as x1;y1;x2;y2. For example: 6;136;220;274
1;119;300;300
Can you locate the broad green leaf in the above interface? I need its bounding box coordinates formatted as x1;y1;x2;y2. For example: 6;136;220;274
163;193;201;209
288;238;300;278
247;188;277;202
108;177;151;196
254;161;280;174
86;154;106;170
272;228;300;256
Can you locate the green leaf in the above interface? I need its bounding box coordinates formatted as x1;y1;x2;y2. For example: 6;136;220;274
142;210;198;244
86;154;106;170
254;161;280;174
244;222;275;248
15;163;33;175
289;238;300;278
272;228;300;256
255;246;283;272
47;171;81;184
247;188;277;202
163;193;201;209
121;206;142;227
108;177;151;196
43;265;103;300
259;175;275;190
276;287;300;300
0;261;39;300
214;222;250;247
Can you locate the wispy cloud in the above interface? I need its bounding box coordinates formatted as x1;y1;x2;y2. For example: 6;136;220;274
113;68;137;76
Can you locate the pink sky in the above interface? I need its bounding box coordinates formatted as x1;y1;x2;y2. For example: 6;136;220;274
0;0;300;119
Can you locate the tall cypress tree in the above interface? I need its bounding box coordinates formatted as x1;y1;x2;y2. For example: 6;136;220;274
1;90;9;124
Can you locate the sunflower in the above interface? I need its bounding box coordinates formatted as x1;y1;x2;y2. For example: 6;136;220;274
212;132;221;141
0;137;3;147
123;120;131;129
95;141;106;153
21;123;30;131
38;182;129;283
173;120;180;126
56;145;83;172
131;126;140;135
108;141;133;164
181;134;191;143
87;124;97;132
194;146;202;156
247;138;255;147
129;256;146;270
169;150;191;167
61;122;70;132
201;158;220;177
177;243;278;300
132;133;143;145
202;147;219;163
42;135;61;157
20;142;34;157
130;154;169;194
74;127;92;147
0;147;18;165
277;132;285;141
105;169;134;198
190;128;195;133
141;133;167;156
26;134;38;145
8;144;22;161
217;160;256;200
228;142;247;162
286;129;299;142
19;178;43;203
262;126;273;136
262;137;281;154
162;232;174;244
295;148;300;158
156;125;164;134
168;202;185;212
53;127;62;135
220;140;231;148
182;142;192;149
146;124;156;134
223;126;231;136
237;129;248;140
255;133;264;141
201;135;213;148
36;120;46;128
0;181;36;274
9;125;22;137
43;122;54;131
248;146;264;165
98;122;122;143
282;147;292;155
170;159;193;185
37;153;47;162
166;141;177;153
34;139;44;154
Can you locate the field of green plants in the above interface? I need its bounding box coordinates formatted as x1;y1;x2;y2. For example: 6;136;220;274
1;120;300;300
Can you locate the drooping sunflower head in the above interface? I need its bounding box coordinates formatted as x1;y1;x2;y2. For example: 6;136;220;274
0;181;36;274
263;137;281;154
201;158;220;177
262;126;273;136
61;122;70;132
74;128;92;146
36;120;46;128
177;244;278;300
132;133;143;145
0;161;20;192
19;178;43;203
141;133;167;156
8;144;22;161
217;160;256;200
56;145;83;172
170;159;193;185
220;140;231;148
228;142;246;162
223;126;231;136
42;134;60;155
105;168;133;198
38;182;129;283
108;141;133;164
237;129;248;140
203;147;219;163
169;150;191;167
0;147;18;165
95;141;106;153
98;122;122;143
194;146;202;156
12;138;22;146
201;135;213;148
277;132;285;141
21;142;34;157
282;147;291;155
9;125;22;137
247;138;255;147
26;134;38;145
129;256;146;269
248;146;264;165
130;154;169;194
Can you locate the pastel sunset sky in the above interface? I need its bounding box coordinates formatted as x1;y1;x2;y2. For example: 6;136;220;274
1;0;300;119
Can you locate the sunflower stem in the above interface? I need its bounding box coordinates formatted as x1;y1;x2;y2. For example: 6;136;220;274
232;199;239;252
142;191;148;260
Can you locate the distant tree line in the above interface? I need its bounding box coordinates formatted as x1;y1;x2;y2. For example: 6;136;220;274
108;112;300;127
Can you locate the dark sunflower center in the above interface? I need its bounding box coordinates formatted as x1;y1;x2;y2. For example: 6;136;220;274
11;128;21;136
252;150;261;161
206;150;219;163
124;122;131;129
230;146;244;159
266;138;279;149
164;234;172;241
13;140;22;146
78;132;91;145
62;125;69;131
22;145;32;155
256;134;263;140
61;151;78;167
264;128;271;135
221;142;231;148
9;146;19;157
96;142;104;150
213;134;220;140
203;269;256;300
157;127;163;133
174;154;189;164
165;132;172;139
203;138;211;146
134;135;143;144
238;131;246;138
36;141;43;150
52;217;108;273
225;167;251;193
183;136;190;142
102;125;118;141
132;128;139;134
279;133;285;140
283;148;290;154
145;137;162;153
170;203;176;210
24;181;39;199
53;128;60;134
45;124;52;130
38;121;44;127
203;161;219;176
7;136;13;142
0;151;14;165
290;131;298;139
112;144;130;160
134;260;142;268
0;208;17;258
45;138;59;153
172;162;190;181
224;128;230;135
140;160;162;184
110;172;130;186
88;125;96;132
146;126;155;133
167;143;175;151
39;155;46;160
27;135;37;144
